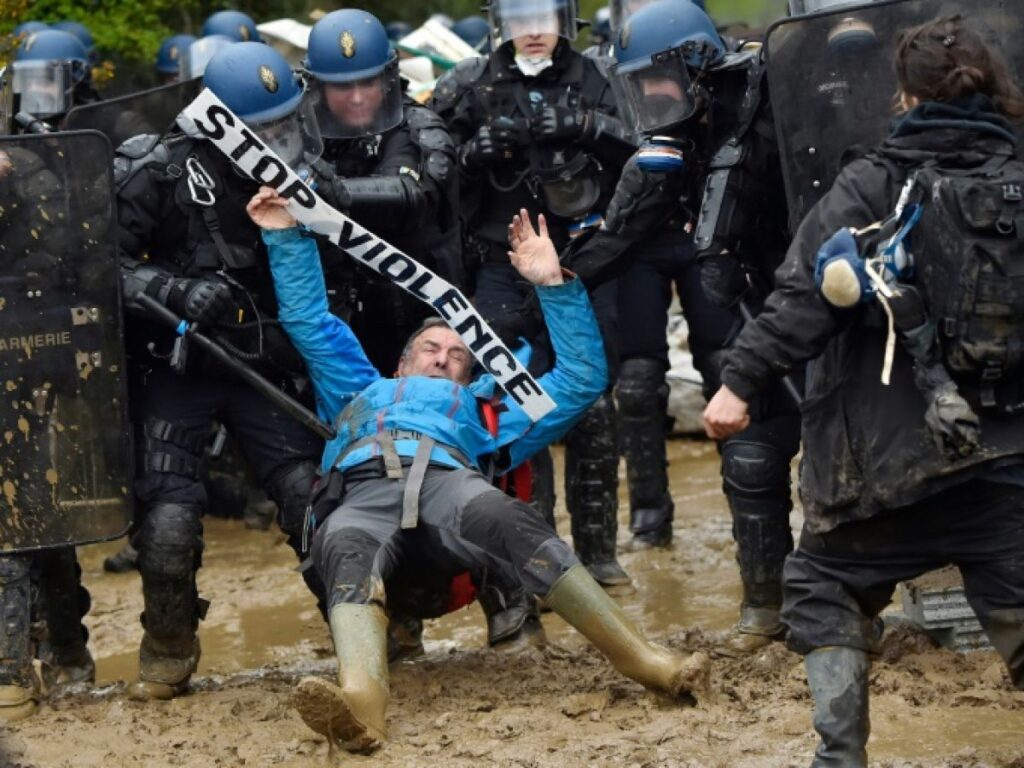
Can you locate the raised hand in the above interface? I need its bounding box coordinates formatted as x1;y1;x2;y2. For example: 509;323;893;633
246;186;297;230
507;208;563;287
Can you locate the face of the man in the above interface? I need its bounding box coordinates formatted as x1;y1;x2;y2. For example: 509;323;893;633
398;326;473;384
324;77;385;129
511;28;559;58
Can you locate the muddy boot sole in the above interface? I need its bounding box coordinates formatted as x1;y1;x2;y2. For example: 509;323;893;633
293;677;383;752
667;651;711;702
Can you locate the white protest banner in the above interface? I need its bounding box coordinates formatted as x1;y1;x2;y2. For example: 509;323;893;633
180;88;556;422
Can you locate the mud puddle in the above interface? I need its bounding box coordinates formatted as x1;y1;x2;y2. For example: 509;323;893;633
4;440;1023;768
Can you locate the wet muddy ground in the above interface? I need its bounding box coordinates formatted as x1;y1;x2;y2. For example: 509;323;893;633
3;440;1023;767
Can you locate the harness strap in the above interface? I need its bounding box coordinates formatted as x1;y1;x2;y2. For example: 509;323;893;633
373;430;405;480
401;436;436;530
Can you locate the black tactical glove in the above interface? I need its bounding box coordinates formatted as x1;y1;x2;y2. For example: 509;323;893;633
922;381;981;460
489;116;531;148
888;283;928;332
166;278;233;325
310;159;349;210
531;106;589;142
461;125;501;170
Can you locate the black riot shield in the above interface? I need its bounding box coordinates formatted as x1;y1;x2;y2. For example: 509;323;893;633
765;0;1023;232
0;130;133;552
63;78;202;148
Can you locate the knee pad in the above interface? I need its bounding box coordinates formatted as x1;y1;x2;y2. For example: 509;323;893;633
136;503;203;580
268;460;318;537
616;358;668;417
721;440;793;501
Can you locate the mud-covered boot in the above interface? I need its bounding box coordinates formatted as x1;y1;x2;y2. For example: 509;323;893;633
128;503;205;701
716;604;785;657
129;633;201;700
103;542;139;573
36;546;96;691
294;603;389;752
0;679;38;723
566;395;632;588
805;646;870;768
617;359;674;551
544;565;708;698
477;584;546;650
0;554;37;722
386;613;425;662
41;642;96;691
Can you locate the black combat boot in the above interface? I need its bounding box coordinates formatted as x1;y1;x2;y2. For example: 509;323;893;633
129;503;205;700
566;394;631;587
476;583;546;649
0;555;37;722
805;646;870;767
617;359;674;550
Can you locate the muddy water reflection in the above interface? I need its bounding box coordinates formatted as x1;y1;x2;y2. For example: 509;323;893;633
78;440;751;682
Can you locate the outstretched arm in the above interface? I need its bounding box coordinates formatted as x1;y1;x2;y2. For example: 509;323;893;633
247;187;381;424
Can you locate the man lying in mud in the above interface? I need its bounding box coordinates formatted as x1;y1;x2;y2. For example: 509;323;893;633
246;187;709;752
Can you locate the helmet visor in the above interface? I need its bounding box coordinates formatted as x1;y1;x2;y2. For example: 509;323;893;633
309;58;403;139
250;92;324;180
181;38;234;80
610;52;696;133
609;0;658;32
489;0;577;44
12;60;73;119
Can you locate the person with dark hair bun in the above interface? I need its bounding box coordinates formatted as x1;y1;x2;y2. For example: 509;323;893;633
704;13;1024;768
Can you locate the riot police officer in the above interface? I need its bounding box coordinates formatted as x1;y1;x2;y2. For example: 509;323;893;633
12;29;100;127
569;0;802;652
155;34;196;85
432;0;636;590
200;9;262;43
116;42;324;700
303;8;465;374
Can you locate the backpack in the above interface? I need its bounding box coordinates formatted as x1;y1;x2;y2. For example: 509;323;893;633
908;152;1024;407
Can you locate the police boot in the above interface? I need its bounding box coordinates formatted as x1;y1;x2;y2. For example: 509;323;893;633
717;450;794;657
617;359;674;551
386;613;425;662
544;565;709;698
0;554;38;722
476;583;546;650
294;603;389;752
102;542;139;573
805;646;870;768
129;504;205;701
566;395;631;588
36;547;95;690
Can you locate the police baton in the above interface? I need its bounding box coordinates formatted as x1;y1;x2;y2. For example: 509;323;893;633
737;300;803;408
134;293;336;441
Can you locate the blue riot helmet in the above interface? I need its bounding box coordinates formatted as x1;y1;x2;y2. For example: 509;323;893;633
12;22;48;40
384;21;413;43
303;9;404;139
610;0;724;133
156;34;197;78
13;30;90;119
610;0;705;34
487;0;578;45
180;34;235;80
201;10;262;43
51;20;95;56
452;16;492;52
203;42;323;177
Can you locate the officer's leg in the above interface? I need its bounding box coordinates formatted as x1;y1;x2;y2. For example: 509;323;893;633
35;546;94;688
128;368;215;700
717;410;801;656
419;469;708;699
565;279;630;586
293;475;402;751
0;554;36;722
616;248;675;549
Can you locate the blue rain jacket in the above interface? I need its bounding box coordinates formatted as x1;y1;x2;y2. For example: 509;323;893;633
262;228;607;475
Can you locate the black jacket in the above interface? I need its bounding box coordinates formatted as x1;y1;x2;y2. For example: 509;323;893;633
720;99;1024;532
